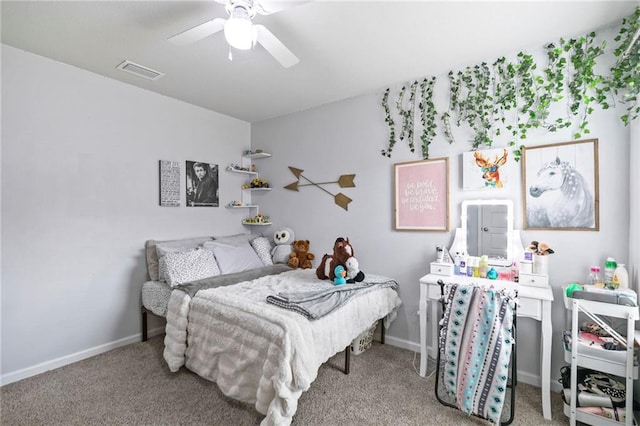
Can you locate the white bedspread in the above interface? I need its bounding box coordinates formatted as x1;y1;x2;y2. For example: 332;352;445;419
163;269;402;425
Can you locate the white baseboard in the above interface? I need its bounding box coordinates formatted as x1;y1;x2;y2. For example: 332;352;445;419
383;335;420;353
0;326;165;387
3;329;552;394
383;338;552;392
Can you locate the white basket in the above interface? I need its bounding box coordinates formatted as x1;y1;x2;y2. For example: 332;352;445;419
351;323;376;355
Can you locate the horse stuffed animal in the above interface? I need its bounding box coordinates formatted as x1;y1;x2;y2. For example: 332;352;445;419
316;237;354;280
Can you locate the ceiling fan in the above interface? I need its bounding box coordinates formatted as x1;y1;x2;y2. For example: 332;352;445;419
168;0;304;68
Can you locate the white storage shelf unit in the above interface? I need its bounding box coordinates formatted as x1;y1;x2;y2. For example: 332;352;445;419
226;152;272;225
563;292;639;426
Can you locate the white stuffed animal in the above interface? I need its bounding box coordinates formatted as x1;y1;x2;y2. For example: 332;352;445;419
271;227;295;264
345;256;365;283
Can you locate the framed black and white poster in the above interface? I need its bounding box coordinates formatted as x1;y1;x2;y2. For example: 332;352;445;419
159;160;180;207
186;161;219;207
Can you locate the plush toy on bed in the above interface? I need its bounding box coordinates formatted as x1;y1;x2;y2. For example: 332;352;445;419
271;227;295;264
316;237;355;280
344;256;365;283
334;265;347;285
288;239;315;269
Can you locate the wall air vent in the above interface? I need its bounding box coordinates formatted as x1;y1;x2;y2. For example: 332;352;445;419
116;60;164;81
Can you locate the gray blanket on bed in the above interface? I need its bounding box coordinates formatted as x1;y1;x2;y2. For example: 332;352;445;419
175;264;292;297
266;279;398;320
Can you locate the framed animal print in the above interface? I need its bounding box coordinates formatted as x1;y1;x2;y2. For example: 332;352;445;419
462;147;513;190
522;139;599;230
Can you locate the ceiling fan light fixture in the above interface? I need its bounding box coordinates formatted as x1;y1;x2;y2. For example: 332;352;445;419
224;7;253;50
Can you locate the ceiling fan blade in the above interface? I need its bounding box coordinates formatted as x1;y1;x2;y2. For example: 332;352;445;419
256;0;311;15
254;24;299;68
168;18;226;45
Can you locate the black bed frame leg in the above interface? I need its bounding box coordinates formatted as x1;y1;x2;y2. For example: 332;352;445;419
380;319;385;344
142;306;148;342
344;346;351;374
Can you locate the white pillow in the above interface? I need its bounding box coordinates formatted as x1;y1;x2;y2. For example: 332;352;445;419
250;236;274;266
155;238;212;282
158;248;220;287
203;240;264;274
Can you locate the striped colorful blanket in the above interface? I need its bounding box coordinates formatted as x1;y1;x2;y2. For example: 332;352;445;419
439;283;517;424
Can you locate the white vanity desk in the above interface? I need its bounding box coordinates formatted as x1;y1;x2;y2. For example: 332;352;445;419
418;273;554;420
420;199;554;420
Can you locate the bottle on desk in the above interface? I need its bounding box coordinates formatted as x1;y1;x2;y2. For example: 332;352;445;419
459;256;467;276
479;255;489;278
511;261;519;283
454;252;461;275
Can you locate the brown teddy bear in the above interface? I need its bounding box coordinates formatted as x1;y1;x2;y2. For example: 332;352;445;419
288;240;315;269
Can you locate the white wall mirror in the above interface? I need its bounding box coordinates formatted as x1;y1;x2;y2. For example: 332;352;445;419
450;199;523;267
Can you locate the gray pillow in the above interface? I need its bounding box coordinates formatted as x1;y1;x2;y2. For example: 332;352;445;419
153;237;213;282
203;240;264;274
250;236;274;266
212;233;259;246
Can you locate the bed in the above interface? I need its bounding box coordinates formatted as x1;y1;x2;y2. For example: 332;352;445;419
140;234;402;425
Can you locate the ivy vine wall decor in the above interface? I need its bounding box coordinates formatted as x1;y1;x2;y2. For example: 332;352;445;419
380;6;640;161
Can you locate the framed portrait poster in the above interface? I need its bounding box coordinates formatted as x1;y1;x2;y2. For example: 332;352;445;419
186;161;219;207
394;157;449;231
522;138;599;230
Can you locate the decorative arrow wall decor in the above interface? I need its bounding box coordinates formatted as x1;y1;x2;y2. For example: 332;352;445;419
284;166;356;211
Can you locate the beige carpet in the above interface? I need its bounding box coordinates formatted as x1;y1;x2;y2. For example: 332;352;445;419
1;336;568;425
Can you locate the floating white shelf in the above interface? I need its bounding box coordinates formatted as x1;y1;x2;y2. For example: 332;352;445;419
227;167;257;175
242;152;272;159
226;205;259;209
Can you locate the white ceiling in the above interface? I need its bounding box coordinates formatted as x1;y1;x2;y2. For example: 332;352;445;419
2;1;638;123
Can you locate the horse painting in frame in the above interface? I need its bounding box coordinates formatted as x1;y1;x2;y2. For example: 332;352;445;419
522;139;599;230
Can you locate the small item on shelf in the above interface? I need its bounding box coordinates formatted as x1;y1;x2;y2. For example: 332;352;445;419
472;257;480;278
466;257;474;277
250;178;269;188
565;283;583;297
242;213;271;224
459;256;467;276
227;200;243;207
510;261;519;282
479;255;489;278
587;266;603;287
613;263;629;289
487;267;498;280
498;267;511;281
604;257;617;288
227;163;250;172
453;252;462;275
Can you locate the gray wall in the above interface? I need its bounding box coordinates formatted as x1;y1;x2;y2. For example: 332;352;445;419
1;45;251;382
251;35;631;387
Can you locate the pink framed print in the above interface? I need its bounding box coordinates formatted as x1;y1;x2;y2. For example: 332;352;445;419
394;157;449;231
